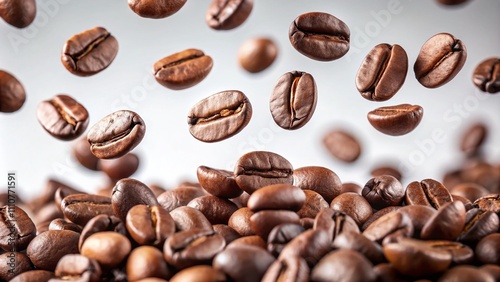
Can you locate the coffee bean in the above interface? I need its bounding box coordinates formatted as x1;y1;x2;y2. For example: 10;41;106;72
279;229;331;267
61;27;118;76
227;234;266;249
0;205;36;251
405;179;452;209
128;0;186;18
157;186;207;212
213;244;275;282
87;110;146;159
363;211;414;244
170;206;213;232
289;12;350;61
247;184;305;212
98;153;140;182
331;192;373;226
262;256;309;282
54;185;84;211
361;206;401;231
362;175;404;210
293;166;342;203
372;263;402;282
78;214;125;251
425;240;474;265
356;43;408;101
111;178;158;221
164;228;226;270
48;218;83;233
383;237;452;276
270;71;317;130
60;194;114;226
231;191;251;208
36;95;89;141
313;209;360;243
267;223;305;256
473;194;500;214
322;129;362;162
458;208;499;244
370;165;402;181
228;207;255;236
340;182;362;195
10;270;54;282
0;0;36;28
34;203;63;226
125;204;175;246
206;0;253;30
197;166;242;198
436;0;469;5
460;122;488;156
0;252;32;281
188;90;252;142
452;194;473;211
333;232;385;264
0;70;26;113
27;230;80;271
234;151;293;194
414;32;466;88
213;224;240;245
311;250;376;282
71;137;100;171
169;265;225;282
450;182;489;202
238;37;277;73
126;246;171;281
367;104;424;136
52;254;101;282
473;57;500;93
187;195;239;225
438;265;495;282
481;265;500;281
296;190;329;219
475;233;500;264
250;210;300;240
420;201;466;240
397;205;437;237
80;231;131;268
153;49;213;90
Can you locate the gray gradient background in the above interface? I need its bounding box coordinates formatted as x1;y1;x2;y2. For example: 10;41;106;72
1;0;499;200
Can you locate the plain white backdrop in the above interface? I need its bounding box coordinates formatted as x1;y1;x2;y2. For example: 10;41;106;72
1;0;499;200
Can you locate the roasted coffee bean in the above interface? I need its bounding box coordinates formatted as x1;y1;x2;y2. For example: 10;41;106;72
188;195;238;225
475;233;500;265
206;0;253;30
481;265;500;281
250;210;300;240
27;230;80;271
88;110;146;159
371;165;402;181
262;256;309;282
247;184;305;212
322;129;362;162
213;244;275;282
414;32;466;88
51;254;101;282
420;201;466;240
197;166;242;198
128;0;186;18
267;223;305;256
61;27;118;76
153;49;213;90
438;265;495;282
0;252;32;281
296;190;329;219
372;263;403;282
36;95;89;141
311;250;376;282
270;71;317;130
28;179;77;213
228;234;266;249
289;12;350;61
126;204;175;246
213;224;241;245
313;209;360;243
98;153;140;182
170;206;213;231
158;186;207;212
234;151;293;194
72;137;100;171
61;194;114;226
330;192;373;226
0;70;26;113
405;179;452;209
238;37;277;73
48;218;83;233
361;206;401;231
54;185;84;211
458;208;499;244
425;240;474;265
231;191;250;208
367;104;424;136
362;175;404;210
111;178;158;221
188;90;252;142
78;214;124;250
0;205;36;251
34;203;64;226
452;194;473;211
436;0;469;5
472;57;500;93
293;166;342;203
451;182;489;202
228;207;255;236
460;122;488;156
10;270;54;282
356;43;408;101
0;0;36;28
126;246;171;281
397;205;437;237
80;231;131;268
164;228;226;270
279;229;331;267
474;194;500;214
341;182;362;194
333;232;385;264
363;211;414;244
383;237;452;276
169;265;225;282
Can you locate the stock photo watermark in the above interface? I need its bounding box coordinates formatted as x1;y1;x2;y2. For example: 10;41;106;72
5;172;18;275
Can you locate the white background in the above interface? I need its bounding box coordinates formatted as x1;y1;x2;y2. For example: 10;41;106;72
1;0;499;201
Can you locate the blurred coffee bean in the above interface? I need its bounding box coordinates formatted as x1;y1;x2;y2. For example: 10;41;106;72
0;70;26;112
238;37;277;73
458;208;499;245
330;192;373;226
0;205;36;251
213;224;240;245
0;252;32;281
267;223;305;256
128;0;186;19
322;129;362;163
0;0;36;28
472;57;500;93
247;184;305;212
48;218;83;233
420;201;466;241
296;190;329;219
262;256;309;282
98;153;140;182
228;207;255;236
169;265;225;282
197;166;242;198
475;233;500;265
311;250;376;282
250;210;300;240
206;0;253;30
126;246;171;281
460;122;488;156
52;254;101;282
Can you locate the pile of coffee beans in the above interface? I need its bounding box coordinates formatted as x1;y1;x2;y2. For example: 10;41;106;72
1;0;499;281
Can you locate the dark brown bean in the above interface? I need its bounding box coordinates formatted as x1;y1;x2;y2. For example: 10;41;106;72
126;246;171;281
460;122;488;156
425;240;474;265
27;230;80;271
238;37;277;73
157;186;207;212
405;179;453;209
330;192;373;226
0;70;26;113
314;209;360;243
472;57;500;93
125;204;175;246
0;252;33;281
98;153;140;182
250;210;300;240
322;129;362;162
128;0;186;19
78;214;125;251
267;223;305;256
311;250;376;282
187;195;238;225
397;205;437;237
450;182;489;202
279;229;331;267
473;194;500;214
111;178;158;221
367;104;424;136
52;254;101;282
228;207;255;236
247;184;305;212
206;0;253;30
340;182;363;195
438;265;495;282
363;211;414;245
0;205;36;251
213;224;240;245
362;175;404;210
293;166;342;203
48;218;83;233
458;208;499;244
361;206;401;231
333;232;385;264
170;206;213;232
0;0;36;28
262;256;309;282
420;201;466;241
197;166;242;198
296;190;329;219
475;233;500;265
61;194;114;226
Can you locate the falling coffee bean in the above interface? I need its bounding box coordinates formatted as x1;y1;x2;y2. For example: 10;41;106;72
0;0;36;28
206;0;254;30
0;70;26;113
367;104;423;136
128;0;187;19
472;57;500;94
